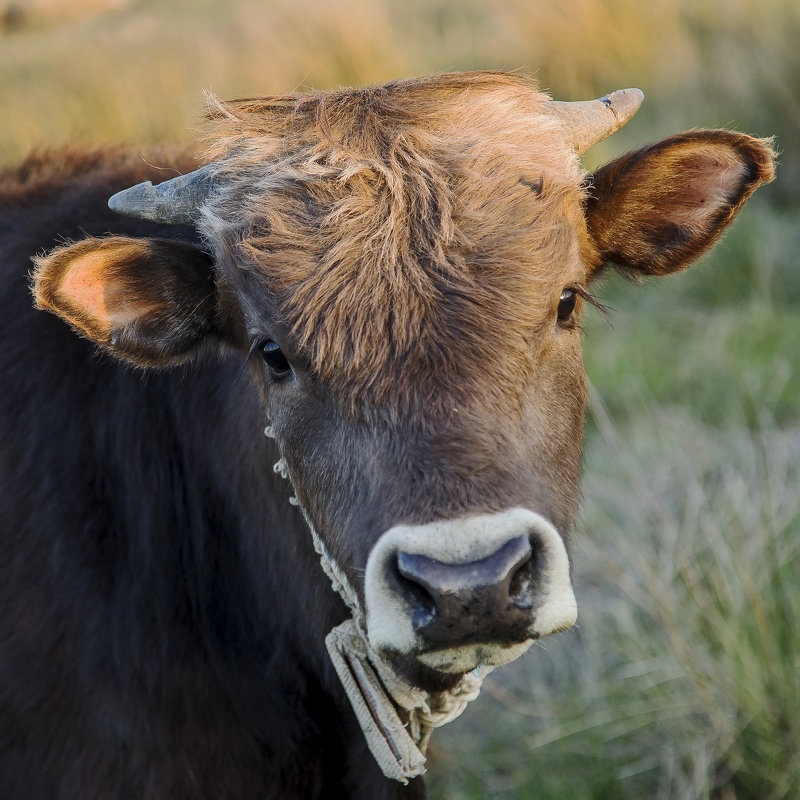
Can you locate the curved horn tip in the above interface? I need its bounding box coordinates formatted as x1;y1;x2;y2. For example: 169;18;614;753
601;88;645;123
546;87;645;154
107;164;217;225
107;182;156;216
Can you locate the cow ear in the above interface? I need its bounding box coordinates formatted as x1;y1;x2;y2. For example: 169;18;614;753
585;130;775;277
32;237;220;367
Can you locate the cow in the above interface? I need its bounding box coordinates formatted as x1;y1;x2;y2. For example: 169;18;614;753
0;72;774;799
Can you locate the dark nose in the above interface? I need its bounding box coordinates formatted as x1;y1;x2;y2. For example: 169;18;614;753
395;534;539;649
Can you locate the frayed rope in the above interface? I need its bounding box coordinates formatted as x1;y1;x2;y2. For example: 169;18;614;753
267;428;488;783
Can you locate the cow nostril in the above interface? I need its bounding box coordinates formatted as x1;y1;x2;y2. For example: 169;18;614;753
508;558;533;610
508;545;540;610
393;556;437;629
394;536;538;637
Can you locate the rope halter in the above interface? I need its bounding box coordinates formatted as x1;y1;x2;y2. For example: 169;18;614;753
268;434;489;784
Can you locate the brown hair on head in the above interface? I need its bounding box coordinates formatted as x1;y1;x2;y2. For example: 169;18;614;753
200;72;594;414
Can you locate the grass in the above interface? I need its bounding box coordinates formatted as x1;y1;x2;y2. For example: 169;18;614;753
2;1;797;797
1;0;798;182
582;201;800;431
428;408;800;799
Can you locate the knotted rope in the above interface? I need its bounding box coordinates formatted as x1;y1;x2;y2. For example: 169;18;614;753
268;430;488;783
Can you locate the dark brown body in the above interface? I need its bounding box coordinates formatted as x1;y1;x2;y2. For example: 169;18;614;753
0;149;418;799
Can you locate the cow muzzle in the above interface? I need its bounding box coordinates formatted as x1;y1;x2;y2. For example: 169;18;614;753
364;508;577;674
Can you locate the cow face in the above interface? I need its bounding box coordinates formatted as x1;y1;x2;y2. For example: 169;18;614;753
32;73;774;687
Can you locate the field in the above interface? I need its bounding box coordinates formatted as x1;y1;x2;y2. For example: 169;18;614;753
2;1;797;797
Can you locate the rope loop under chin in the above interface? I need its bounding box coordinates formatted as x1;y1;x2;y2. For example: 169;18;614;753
268;441;489;784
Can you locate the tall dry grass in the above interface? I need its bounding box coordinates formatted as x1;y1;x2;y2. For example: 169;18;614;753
1;0;797;191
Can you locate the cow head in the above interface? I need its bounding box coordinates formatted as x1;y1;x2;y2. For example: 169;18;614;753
32;73;774;689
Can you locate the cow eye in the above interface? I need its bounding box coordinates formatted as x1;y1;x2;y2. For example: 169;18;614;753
558;289;577;322
261;341;292;378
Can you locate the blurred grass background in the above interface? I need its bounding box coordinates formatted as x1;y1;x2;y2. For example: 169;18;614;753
2;0;797;797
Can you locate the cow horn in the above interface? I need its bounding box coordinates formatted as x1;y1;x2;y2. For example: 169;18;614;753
546;88;644;154
108;164;217;225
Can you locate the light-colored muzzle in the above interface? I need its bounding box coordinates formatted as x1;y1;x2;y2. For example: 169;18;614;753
364;508;577;674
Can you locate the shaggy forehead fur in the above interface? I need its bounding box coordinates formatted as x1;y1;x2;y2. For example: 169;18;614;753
201;72;595;411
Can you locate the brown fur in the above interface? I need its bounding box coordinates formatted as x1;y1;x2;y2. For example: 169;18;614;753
199;72;596;414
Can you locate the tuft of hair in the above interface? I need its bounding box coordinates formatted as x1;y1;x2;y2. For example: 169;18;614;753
200;72;592;413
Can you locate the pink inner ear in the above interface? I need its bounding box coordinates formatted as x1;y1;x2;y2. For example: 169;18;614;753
58;249;158;335
59;252;115;333
661;145;747;228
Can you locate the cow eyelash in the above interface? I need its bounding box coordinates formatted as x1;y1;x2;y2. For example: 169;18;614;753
557;285;609;332
573;285;608;314
567;285;610;323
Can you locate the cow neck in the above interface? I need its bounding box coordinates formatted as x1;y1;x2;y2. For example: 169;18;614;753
265;425;489;785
